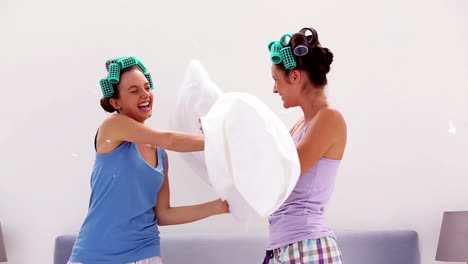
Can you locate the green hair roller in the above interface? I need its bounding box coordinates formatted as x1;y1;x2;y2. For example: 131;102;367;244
268;41;276;51
280;33;292;46
100;78;114;98
137;61;148;74
268;33;298;69
108;63;121;84
100;55;153;98
280;47;296;69
119;56;139;68
270;41;284;64
145;73;154;89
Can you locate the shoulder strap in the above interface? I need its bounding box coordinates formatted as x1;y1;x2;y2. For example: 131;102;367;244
290;119;305;136
94;129;99;151
158;147;168;171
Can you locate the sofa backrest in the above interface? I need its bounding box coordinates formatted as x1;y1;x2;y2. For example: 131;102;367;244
338;230;420;264
54;230;420;264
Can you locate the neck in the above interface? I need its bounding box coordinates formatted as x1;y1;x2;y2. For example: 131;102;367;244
298;89;329;123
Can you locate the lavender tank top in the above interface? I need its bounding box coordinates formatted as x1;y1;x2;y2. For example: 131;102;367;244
267;120;341;250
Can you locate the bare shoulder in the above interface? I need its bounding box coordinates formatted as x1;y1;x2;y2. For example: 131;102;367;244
314;107;347;144
99;114;141;134
312;107;347;159
317;107;343;118
315;107;346;126
96;114;125;153
100;114;128;128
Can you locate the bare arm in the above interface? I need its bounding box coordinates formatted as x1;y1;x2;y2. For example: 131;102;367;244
296;108;346;176
155;152;229;226
98;114;204;152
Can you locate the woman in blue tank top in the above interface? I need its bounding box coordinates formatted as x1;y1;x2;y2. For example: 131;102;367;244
264;28;347;263
68;56;229;264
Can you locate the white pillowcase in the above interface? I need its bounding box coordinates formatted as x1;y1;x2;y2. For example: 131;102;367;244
201;92;300;219
173;60;300;223
171;60;222;186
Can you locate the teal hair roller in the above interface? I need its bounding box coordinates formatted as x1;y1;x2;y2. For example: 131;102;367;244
145;73;154;90
100;78;114;98
108;63;121;84
280;47;296;69
100;56;153;98
119;56;139;68
270;41;284;64
268;33;299;69
137;61;148;74
268;41;276;51
280;33;292;46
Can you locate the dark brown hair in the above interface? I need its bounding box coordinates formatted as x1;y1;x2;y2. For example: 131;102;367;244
276;27;334;88
100;60;141;113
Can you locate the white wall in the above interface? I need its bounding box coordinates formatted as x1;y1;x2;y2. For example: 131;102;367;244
1;0;467;263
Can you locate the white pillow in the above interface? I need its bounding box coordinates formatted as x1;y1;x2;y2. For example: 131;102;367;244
171;60;222;186
173;61;300;223
201;92;300;219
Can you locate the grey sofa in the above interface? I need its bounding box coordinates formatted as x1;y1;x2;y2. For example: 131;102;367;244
54;230;420;264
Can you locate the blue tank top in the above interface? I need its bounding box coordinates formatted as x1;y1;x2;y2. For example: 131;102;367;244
267;121;341;250
70;141;166;264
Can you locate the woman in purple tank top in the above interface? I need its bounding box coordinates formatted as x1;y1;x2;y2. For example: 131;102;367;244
264;27;347;264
